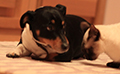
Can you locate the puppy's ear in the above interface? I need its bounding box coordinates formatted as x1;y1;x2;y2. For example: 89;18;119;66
20;11;35;28
80;22;91;33
88;24;100;41
55;4;66;16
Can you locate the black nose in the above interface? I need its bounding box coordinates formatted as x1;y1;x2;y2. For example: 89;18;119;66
61;43;69;50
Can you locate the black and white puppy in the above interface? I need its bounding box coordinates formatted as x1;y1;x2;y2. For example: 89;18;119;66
6;4;90;62
82;23;120;68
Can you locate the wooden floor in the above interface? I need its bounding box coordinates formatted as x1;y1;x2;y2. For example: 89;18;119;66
0;28;21;41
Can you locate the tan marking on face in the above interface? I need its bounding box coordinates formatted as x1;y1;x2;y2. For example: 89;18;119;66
62;21;65;25
37;36;69;53
51;20;55;24
38;37;61;50
36;30;40;36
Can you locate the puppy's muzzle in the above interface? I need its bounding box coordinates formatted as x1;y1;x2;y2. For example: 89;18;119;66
61;42;69;50
59;31;69;51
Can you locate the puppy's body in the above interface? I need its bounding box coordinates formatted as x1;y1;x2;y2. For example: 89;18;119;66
6;4;90;62
82;23;120;68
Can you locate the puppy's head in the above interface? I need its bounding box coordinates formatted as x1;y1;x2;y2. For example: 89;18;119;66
20;4;69;53
82;25;103;60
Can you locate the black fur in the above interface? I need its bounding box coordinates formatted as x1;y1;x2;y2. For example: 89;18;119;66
8;4;91;62
54;15;91;61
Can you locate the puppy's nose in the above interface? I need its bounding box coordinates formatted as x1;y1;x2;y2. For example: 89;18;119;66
61;43;69;50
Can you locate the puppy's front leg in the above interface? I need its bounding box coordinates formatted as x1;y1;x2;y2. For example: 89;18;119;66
6;44;31;58
107;62;120;68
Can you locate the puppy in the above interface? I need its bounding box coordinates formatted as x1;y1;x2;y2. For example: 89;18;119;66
82;23;120;68
6;4;90;62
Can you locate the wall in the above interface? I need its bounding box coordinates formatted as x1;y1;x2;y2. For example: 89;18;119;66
103;0;120;24
0;0;106;41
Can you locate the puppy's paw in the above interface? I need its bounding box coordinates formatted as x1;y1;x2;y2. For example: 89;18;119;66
107;62;120;68
6;52;20;58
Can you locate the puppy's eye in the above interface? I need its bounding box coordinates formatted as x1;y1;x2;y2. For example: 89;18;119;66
47;26;54;31
47;27;51;31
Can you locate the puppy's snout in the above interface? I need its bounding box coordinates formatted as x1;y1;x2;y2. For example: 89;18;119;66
61;43;69;50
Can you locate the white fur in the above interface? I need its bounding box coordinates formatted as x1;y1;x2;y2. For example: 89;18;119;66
84;23;120;62
11;23;57;59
